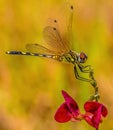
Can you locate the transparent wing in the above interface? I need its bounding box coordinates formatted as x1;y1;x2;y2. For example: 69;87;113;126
43;25;70;54
26;43;57;55
26;5;74;56
43;5;74;54
64;5;74;47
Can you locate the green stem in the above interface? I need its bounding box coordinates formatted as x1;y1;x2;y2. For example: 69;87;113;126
89;67;99;101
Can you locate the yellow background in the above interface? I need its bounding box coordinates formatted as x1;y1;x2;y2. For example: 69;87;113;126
0;0;113;130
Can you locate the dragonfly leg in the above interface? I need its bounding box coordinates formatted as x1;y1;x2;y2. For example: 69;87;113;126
74;65;91;82
77;64;92;73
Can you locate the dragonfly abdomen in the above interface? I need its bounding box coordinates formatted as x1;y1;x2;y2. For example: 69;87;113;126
6;51;53;57
6;51;40;56
6;51;63;61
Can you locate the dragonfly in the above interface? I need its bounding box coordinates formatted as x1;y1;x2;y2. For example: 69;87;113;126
6;5;91;82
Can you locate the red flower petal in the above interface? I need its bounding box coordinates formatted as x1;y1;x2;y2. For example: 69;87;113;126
54;102;71;123
101;105;108;117
84;101;108;130
62;90;80;116
84;112;94;127
84;101;108;117
92;105;102;129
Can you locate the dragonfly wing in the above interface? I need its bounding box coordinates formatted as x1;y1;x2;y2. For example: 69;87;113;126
26;6;73;56
43;26;70;54
26;43;57;55
60;5;74;49
65;5;74;47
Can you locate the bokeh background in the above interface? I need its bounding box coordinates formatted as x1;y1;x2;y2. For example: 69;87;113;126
0;0;113;130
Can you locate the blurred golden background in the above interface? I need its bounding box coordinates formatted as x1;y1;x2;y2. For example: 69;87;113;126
0;0;113;130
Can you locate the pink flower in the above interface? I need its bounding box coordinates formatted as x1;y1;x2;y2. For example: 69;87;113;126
54;90;108;130
54;90;82;123
84;101;108;130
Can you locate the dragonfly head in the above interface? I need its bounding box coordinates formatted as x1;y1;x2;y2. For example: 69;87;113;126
78;52;87;63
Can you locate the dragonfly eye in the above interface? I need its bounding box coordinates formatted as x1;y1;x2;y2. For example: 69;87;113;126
79;52;87;63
